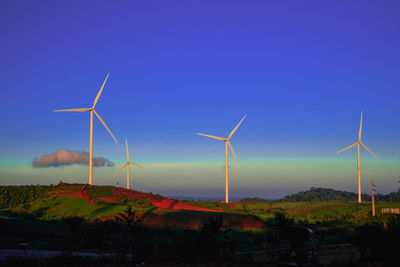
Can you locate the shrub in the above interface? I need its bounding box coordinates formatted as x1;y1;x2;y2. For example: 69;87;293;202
274;208;294;227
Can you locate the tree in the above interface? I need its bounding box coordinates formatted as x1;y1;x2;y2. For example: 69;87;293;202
274;208;294;227
115;205;140;228
196;215;232;260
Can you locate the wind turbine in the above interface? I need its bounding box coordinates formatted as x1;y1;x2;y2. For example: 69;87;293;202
337;112;380;203
53;73;118;185
197;115;246;203
114;139;145;190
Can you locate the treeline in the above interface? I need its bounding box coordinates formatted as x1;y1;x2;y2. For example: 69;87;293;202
240;197;269;202
0;185;44;209
282;187;400;202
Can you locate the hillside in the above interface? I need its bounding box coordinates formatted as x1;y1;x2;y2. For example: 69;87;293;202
282;187;400;202
1;183;399;230
1;183;400;265
0;183;266;229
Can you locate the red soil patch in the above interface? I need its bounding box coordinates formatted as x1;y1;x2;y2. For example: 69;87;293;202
99;215;119;222
113;187;223;212
112;187;221;212
79;188;95;205
48;185;95;205
98;197;118;203
228;203;236;209
152;198;221;212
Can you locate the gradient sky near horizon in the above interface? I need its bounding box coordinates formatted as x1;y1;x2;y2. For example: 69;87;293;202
1;1;399;199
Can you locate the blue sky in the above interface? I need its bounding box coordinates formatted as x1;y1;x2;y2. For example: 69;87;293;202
0;1;399;199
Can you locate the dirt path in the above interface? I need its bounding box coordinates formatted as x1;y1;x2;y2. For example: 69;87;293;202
152;198;221;212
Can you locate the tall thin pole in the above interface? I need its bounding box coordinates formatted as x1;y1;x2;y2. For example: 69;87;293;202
225;141;228;203
371;180;375;217
357;143;361;203
127;164;130;190
89;110;94;185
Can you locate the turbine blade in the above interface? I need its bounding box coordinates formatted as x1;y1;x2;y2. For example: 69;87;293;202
113;162;129;176
228;141;239;170
93;73;109;108
93;110;118;143
126;138;130;161
337;142;357;153
228;115;246;139
53;108;91;112
197;133;225;141
130;162;145;169
359;112;363;141
361;142;381;162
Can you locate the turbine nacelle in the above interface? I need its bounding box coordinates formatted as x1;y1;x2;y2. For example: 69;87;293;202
53;73;117;143
197;115;246;170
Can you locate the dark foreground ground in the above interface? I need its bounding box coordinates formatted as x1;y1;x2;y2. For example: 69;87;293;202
1;209;400;266
1;184;399;266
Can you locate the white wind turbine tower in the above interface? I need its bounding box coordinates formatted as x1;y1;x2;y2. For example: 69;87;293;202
337;112;380;203
114;139;145;190
53;73;118;185
197;115;246;203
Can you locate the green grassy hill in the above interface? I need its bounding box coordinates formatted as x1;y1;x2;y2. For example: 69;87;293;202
0;183;268;229
1;183;399;228
1;183;157;221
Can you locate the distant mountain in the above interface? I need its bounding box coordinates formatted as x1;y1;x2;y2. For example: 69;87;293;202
282;187;400;202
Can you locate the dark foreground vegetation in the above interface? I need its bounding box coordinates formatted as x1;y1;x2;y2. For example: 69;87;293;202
0;184;399;266
1;209;400;266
